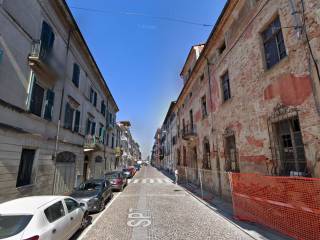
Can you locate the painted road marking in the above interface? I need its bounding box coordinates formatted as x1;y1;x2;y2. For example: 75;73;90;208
129;178;173;184
127;209;152;228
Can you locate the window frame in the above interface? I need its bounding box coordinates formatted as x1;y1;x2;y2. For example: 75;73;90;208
64;198;79;213
44;201;65;223
261;15;287;70
16;149;37;188
72;63;80;88
221;71;231;102
201;95;208;118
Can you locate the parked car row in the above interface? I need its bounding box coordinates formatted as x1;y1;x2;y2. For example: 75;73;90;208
0;165;143;240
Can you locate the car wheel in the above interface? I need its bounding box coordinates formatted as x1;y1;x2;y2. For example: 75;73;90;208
109;192;114;200
80;212;89;230
120;185;124;192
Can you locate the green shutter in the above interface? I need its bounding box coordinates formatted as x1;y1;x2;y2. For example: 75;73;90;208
74;110;81;132
40;21;54;61
44;89;55;121
72;64;80;87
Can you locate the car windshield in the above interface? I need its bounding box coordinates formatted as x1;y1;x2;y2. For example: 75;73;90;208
123;169;129;172
105;173;120;179
78;182;102;191
0;215;33;238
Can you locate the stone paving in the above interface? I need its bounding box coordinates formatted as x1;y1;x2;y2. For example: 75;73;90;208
76;166;261;240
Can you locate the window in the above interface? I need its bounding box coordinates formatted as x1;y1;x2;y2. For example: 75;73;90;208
221;72;231;101
201;95;208;118
203;139;211;169
72;63;80;87
99;123;104;143
64;198;79;213
90;88;97;107
225;134;239;172
40;21;55;61
16;149;36;187
177;149;181;165
29;80;44;117
183;146;187;166
111;134;115;149
44;89;55;121
29;76;55;121
0;215;33;238
74;110;81;133
44;201;65;223
101;100;106;115
200;74;204;82
262;16;286;69
274;117;306;176
218;40;226;55
64;103;74;130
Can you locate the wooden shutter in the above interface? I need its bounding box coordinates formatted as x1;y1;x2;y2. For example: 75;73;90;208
44;89;55;121
72;64;80;87
74;110;81;133
30;81;44;117
40;21;54;61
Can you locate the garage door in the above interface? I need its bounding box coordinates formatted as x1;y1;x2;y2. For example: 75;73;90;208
53;152;76;194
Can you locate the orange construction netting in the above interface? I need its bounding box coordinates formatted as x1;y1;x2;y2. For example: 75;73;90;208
229;173;320;240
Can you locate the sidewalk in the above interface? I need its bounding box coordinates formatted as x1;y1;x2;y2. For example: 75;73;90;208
160;169;292;240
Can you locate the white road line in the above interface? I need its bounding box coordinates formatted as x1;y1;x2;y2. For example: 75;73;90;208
128;179;132;183
164;179;171;183
77;193;122;240
142;179;147;184
149;179;154;184
157;178;163;184
133;179;139;184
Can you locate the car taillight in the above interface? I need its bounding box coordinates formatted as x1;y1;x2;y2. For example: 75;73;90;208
115;178;123;184
24;236;39;240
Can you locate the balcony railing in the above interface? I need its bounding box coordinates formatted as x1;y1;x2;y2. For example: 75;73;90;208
181;124;197;141
28;40;61;81
84;135;104;151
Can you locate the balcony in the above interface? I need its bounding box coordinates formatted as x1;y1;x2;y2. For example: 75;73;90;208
84;135;104;152
28;41;61;82
182;124;197;141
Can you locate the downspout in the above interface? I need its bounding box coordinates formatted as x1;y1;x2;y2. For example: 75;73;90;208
205;57;222;197
52;29;72;194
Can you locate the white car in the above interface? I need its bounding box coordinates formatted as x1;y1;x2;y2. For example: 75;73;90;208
0;196;88;240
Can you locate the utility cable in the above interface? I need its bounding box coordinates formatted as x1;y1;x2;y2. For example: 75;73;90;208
69;6;213;27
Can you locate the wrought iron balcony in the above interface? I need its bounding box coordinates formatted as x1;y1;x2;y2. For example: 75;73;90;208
182;124;197;141
84;135;104;152
28;40;61;81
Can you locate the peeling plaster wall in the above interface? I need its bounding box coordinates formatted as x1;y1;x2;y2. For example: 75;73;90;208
175;0;320;200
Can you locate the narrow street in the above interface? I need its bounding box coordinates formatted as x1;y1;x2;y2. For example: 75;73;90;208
76;166;253;240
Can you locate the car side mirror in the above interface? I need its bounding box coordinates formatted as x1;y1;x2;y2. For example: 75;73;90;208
79;202;85;207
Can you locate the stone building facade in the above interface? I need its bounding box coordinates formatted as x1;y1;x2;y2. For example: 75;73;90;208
166;0;320;200
0;0;119;202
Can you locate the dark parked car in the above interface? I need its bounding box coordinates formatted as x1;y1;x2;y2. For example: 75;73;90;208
105;171;127;191
128;166;136;176
134;164;141;171
122;168;131;178
70;179;113;213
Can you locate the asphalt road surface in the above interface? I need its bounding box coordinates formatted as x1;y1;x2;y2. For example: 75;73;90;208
75;166;255;240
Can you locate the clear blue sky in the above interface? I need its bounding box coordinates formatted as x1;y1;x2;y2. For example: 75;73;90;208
66;0;227;158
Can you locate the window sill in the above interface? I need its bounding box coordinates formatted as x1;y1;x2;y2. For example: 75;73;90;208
262;56;289;76
16;184;35;190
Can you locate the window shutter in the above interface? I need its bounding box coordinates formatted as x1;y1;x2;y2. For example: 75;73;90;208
72;64;80;87
30;81;44;117
64;103;74;130
86;119;91;135
40;21;54;61
74;110;81;133
44;89;55;121
91;122;96;136
93;92;97;107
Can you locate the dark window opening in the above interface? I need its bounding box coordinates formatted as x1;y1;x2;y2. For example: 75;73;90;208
225;135;239;172
221;72;231;102
64;103;74;130
30;80;44;117
203;139;211;169
74;110;80;133
262;16;287;69
201;95;208;118
218;40;226;55
16;149;35;187
72;63;80;87
44;89;55;121
40;21;55;61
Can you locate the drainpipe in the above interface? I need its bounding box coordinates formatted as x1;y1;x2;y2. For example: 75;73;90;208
205;57;222;197
52;29;72;194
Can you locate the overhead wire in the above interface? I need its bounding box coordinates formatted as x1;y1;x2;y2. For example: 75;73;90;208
69;6;213;27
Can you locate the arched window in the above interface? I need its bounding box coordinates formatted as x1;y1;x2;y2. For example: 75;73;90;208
203;138;211;169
